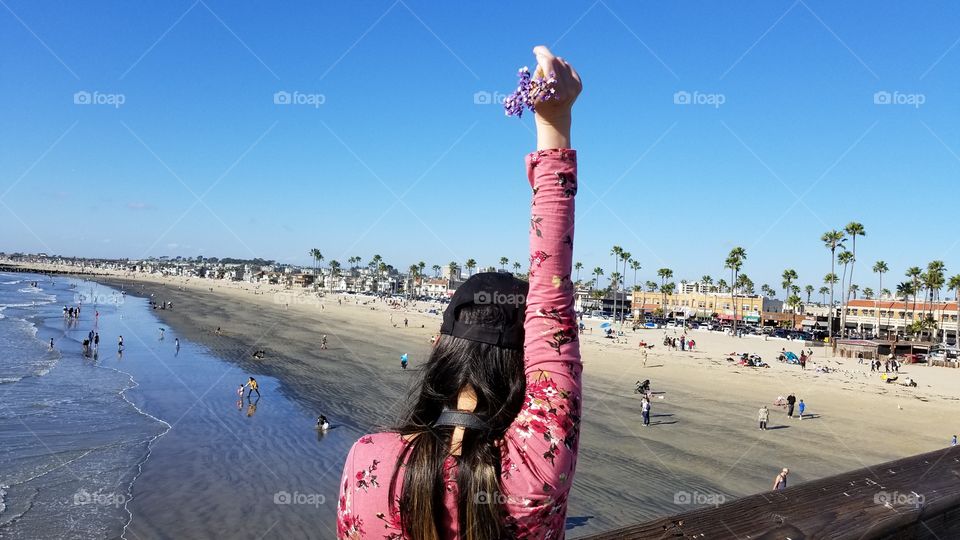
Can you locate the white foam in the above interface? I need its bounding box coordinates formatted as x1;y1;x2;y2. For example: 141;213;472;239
0;377;21;384
0;484;7;515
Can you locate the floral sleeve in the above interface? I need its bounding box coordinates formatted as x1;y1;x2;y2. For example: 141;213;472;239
501;148;582;538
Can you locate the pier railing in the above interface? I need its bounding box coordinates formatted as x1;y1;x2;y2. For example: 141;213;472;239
581;446;960;539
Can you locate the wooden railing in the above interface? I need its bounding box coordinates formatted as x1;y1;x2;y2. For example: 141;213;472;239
581;446;960;539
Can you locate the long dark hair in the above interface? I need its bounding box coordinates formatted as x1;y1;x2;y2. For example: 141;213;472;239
390;303;526;540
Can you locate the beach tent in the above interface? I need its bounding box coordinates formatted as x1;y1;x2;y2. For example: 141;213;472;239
600;322;612;328
784;351;799;363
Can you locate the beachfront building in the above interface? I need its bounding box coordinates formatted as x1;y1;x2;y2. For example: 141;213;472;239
631;290;783;324
574;288;632;317
841;299;959;342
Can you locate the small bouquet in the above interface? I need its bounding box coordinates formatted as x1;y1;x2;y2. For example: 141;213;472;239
503;66;557;118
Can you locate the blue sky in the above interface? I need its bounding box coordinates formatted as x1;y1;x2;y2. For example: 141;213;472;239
2;1;960;295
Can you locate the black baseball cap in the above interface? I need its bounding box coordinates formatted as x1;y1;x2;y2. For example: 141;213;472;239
440;272;528;349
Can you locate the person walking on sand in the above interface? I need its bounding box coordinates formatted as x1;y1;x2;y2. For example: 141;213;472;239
93;333;100;350
641;346;648;367
641;396;651;426
786;393;796;418
798;399;806;420
773;468;789;490
758;405;769;430
245;377;260;398
320;335;328;349
400;353;409;370
952;435;957;447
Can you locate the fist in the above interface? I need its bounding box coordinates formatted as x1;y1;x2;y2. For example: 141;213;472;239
532;45;582;125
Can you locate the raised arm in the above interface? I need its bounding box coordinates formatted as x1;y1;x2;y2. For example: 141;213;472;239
502;46;583;538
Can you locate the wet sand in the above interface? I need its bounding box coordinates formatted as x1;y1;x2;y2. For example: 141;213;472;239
88;274;960;537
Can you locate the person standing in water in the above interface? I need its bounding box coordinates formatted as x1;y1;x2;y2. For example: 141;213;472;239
117;335;124;351
175;338;180;351
49;338;54;350
245;377;260;398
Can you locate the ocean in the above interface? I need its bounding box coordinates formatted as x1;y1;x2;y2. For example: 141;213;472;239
0;273;348;539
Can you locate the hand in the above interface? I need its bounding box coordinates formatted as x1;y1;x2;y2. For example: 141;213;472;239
532;45;582;149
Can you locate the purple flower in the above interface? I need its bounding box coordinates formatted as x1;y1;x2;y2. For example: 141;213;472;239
504;66;557;118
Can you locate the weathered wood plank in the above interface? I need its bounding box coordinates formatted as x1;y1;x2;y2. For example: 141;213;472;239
581;446;960;539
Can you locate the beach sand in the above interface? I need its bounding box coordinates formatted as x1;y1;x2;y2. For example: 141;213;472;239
26;267;960;536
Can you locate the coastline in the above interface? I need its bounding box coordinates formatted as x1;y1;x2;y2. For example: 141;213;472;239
10;264;960;536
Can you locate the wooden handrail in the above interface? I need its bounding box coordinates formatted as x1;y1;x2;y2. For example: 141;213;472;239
580;446;960;539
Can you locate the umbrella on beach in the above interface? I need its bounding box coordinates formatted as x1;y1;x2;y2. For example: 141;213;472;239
600;322;612;328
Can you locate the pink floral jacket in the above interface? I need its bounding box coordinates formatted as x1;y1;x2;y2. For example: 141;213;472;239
337;149;582;539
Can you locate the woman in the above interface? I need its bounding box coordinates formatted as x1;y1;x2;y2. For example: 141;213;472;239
338;45;582;539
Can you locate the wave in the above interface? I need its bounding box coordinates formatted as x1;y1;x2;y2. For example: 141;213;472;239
0;484;6;515
0;377;22;384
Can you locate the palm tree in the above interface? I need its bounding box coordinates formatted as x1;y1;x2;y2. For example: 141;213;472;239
873;260;888;336
906;266;922;315
781;269;798;307
610;246;623;323
786;294;802;328
432;264;441;278
822;229;846;340
657;268;673;318
844;222;866;316
499;257;509;271
309;248;323;274
630;261;642;293
645;280;658;293
620;251;632;324
512;261;521;274
725;247;746;336
574;262;583;284
761;284;776;298
805;284;814;304
849;283;859;299
837;250;854;336
465;259;477;276
592;267;604;291
949;274;960;344
447;261;459;281
700;275;713;318
819;286;829;304
863;287;874;299
897;281;915;339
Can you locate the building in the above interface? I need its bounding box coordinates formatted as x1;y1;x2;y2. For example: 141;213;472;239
631;290;783;323
841;299;959;341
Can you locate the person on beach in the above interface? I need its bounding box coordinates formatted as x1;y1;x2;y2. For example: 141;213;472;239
400;353;408;370
320;335;328;349
118;335;124;351
159;328;165;340
175;338;180;351
317;415;330;431
245;377;260;398
49;338;54;350
237;384;245;399
93;333;99;350
952;435;957;447
773;468;789;490
786;393;796;418
641;346;648;367
798;399;806;420
641;396;651;426
758;405;769;430
338;46;582;539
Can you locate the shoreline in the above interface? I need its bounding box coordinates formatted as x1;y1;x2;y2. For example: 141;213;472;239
11;264;960;536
